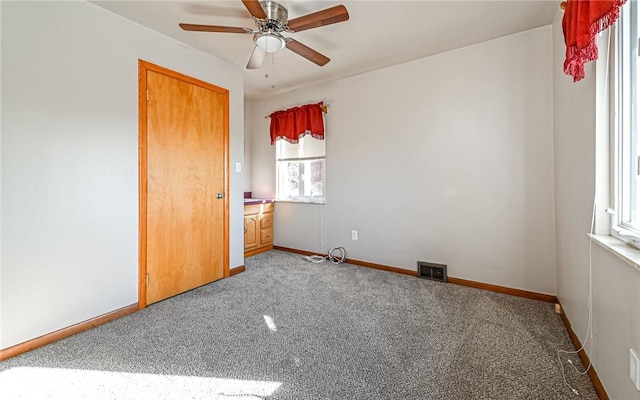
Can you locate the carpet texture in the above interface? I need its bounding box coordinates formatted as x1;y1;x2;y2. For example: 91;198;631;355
0;250;598;399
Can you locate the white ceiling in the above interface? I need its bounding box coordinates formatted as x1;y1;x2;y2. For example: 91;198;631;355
93;0;559;99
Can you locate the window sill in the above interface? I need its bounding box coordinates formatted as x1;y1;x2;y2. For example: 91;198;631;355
588;234;640;272
276;199;326;205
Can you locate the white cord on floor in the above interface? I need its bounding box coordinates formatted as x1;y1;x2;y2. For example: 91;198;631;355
303;247;346;265
303;255;327;263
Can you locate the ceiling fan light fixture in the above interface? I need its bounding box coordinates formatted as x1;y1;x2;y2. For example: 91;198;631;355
255;32;285;53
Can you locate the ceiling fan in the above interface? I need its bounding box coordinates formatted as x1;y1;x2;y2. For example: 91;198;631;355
179;0;349;69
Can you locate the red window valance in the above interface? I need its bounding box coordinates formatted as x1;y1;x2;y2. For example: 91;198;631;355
562;0;626;82
269;102;325;145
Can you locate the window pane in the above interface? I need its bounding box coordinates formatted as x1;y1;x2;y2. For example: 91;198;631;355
276;159;325;201
284;161;301;198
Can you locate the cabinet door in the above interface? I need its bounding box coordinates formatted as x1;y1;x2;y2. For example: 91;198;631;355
244;215;258;250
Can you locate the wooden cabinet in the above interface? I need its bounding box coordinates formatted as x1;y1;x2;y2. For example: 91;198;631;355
244;202;274;257
244;215;258;250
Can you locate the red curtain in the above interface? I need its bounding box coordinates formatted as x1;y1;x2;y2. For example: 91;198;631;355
269;102;325;145
563;0;626;82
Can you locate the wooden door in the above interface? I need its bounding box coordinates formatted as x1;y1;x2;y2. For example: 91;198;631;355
139;61;229;307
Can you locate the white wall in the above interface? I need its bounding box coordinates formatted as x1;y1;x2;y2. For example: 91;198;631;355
0;1;245;349
552;10;640;399
0;1;4;349
244;99;253;192
249;26;557;295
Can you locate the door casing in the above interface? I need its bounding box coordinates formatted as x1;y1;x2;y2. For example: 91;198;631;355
138;60;230;309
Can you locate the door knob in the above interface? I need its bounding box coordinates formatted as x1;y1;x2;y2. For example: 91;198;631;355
216;193;225;199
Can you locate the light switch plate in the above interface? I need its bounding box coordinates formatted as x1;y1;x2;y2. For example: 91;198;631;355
631;348;640;390
235;162;242;173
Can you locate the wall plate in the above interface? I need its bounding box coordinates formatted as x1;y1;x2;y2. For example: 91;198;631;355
631;348;640;391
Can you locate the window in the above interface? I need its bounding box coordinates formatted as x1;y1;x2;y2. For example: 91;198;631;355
611;1;640;249
276;135;325;203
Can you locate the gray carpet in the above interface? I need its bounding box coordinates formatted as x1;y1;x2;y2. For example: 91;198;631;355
0;250;597;399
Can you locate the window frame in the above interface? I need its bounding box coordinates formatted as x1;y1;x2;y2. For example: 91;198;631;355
275;135;326;204
610;0;640;249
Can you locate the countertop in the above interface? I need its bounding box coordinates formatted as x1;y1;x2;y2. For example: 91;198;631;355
243;198;275;205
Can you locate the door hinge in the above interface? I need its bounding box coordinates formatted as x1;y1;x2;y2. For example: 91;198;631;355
145;273;149;287
146;89;150;101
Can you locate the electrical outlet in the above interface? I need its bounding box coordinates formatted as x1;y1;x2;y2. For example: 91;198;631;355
631;349;640;391
351;230;358;240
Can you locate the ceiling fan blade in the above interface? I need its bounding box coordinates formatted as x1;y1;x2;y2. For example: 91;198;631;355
286;5;349;32
179;23;252;34
285;39;330;66
246;45;266;69
241;0;267;20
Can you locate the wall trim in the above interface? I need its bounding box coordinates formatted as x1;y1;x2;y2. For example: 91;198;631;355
343;257;416;276
245;245;273;258
447;277;557;303
273;246;557;302
557;304;609;400
230;265;246;276
0;303;138;362
272;246;317;257
274;245;417;277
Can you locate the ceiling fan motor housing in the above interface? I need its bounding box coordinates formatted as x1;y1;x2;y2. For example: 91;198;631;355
260;1;288;26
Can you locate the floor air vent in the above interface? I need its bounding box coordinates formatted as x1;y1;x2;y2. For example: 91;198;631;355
417;261;447;282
